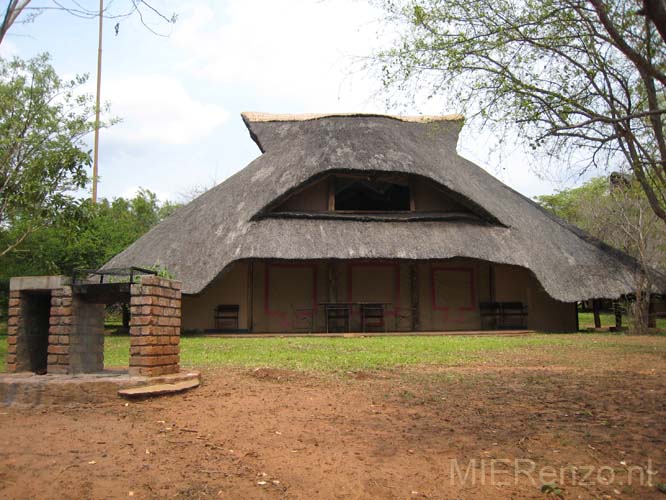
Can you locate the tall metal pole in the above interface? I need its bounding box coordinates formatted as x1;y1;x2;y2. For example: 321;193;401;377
92;0;103;204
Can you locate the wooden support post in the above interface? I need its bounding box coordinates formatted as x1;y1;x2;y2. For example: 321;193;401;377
592;299;601;328
410;262;419;332
327;261;336;303
122;303;130;330
613;300;622;329
246;261;254;332
648;297;656;328
327;177;335;212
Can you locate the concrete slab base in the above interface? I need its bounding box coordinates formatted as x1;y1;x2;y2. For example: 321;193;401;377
200;329;536;338
118;376;200;398
0;370;201;407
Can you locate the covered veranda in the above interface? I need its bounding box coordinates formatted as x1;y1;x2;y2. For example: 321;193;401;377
181;257;578;335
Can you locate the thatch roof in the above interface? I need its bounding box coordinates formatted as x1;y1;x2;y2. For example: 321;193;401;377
104;112;655;300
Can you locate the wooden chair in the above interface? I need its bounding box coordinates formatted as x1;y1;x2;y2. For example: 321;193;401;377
292;305;314;333
360;303;385;332
325;304;350;333
498;302;528;329
214;304;240;331
480;302;528;330
479;302;499;329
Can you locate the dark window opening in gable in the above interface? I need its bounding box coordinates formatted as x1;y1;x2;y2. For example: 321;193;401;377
334;175;411;212
260;170;503;225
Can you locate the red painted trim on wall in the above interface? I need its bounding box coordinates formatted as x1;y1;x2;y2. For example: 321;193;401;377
346;261;401;317
430;266;476;324
264;262;318;328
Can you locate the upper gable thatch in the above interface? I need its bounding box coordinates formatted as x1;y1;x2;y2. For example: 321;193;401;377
103;112;656;300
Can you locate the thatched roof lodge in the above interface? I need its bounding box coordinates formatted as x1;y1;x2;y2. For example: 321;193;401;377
104;112;645;333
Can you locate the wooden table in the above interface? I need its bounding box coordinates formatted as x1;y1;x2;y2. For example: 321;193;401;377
319;302;391;333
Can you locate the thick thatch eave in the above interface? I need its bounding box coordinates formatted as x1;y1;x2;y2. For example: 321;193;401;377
103;112;659;300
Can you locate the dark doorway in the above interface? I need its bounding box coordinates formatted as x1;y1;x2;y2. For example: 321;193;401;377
23;292;51;374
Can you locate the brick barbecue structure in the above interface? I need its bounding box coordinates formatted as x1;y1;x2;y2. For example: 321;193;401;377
6;274;181;377
129;276;182;376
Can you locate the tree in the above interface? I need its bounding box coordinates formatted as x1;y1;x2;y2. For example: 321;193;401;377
0;188;179;277
638;0;666;43
372;0;666;225
0;188;179;323
537;176;666;332
0;0;177;45
536;177;610;234
0;53;95;258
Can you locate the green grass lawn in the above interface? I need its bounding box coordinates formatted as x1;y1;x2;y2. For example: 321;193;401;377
0;338;5;373
578;310;666;330
105;334;580;370
2;313;666;373
103;332;666;372
0;331;585;373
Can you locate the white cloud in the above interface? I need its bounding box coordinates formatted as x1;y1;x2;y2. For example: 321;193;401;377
102;74;228;145
170;0;385;111
0;40;19;58
3;0;560;200
120;185;174;203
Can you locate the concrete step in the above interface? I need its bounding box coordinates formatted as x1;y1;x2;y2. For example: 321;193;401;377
131;371;201;388
118;377;200;398
204;330;535;338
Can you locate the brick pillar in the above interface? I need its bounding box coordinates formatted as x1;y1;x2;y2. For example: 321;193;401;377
6;290;21;372
69;298;105;374
129;276;182;376
7;275;104;375
47;287;105;374
47;286;73;374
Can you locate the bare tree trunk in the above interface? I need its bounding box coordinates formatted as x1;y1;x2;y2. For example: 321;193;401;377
0;0;175;47
0;1;30;46
632;288;651;334
593;299;602;328
613;300;623;329
640;0;666;45
121;303;130;331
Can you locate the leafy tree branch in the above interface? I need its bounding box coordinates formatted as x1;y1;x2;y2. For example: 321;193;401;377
372;0;666;223
0;0;177;44
0;54;96;258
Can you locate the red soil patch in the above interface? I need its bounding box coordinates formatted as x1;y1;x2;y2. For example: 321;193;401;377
0;357;665;499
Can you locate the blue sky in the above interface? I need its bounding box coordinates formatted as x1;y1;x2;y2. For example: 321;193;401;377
1;0;570;202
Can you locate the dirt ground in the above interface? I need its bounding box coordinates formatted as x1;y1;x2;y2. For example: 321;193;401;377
1;342;666;499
